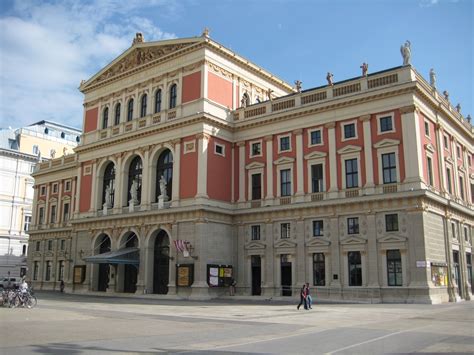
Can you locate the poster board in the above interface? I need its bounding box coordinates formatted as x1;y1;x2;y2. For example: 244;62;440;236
207;264;233;287
176;264;194;287
73;265;86;284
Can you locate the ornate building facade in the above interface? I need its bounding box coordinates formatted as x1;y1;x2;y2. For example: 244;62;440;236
27;32;473;303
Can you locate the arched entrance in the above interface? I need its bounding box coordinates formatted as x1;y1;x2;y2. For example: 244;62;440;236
123;233;139;293
153;230;170;294
97;235;111;291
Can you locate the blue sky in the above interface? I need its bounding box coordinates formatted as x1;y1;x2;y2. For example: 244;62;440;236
0;0;472;129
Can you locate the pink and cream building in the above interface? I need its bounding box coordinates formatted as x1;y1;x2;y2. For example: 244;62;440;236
27;32;473;303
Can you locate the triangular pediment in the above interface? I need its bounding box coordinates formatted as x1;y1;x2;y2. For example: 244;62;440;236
445;156;453;164
424;143;435;153
377;234;407;243
337;145;362;155
244;241;266;250
273;156;295;165
373;138;400;149
304;151;327;160
81;38;203;90
340;235;367;245
274;239;297;248
306;237;331;247
246;161;265;170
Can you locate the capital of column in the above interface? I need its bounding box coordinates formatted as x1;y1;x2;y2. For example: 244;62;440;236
399;105;418;115
195;133;211;141
325;121;336;129
236;141;246;147
293;128;303;135
264;135;273;142
359;114;371;122
171;138;181;147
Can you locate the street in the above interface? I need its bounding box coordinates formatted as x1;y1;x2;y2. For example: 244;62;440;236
0;292;473;354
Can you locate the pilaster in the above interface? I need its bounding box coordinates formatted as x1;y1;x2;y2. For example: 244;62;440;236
401;105;423;189
196;133;209;199
265;135;274;203
237;141;245;203
326;122;338;198
172;139;181;206
294;129;304;200
360;114;375;193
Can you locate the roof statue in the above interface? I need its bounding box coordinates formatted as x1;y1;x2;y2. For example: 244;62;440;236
443;90;449;101
133;32;144;45
455;103;461;113
294;80;302;93
326;72;334;86
400;40;411;66
467;114;471;124
202;27;210;38
360;62;368;77
429;68;436;88
267;88;274;101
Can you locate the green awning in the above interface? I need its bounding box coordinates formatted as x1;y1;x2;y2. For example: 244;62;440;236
83;247;139;265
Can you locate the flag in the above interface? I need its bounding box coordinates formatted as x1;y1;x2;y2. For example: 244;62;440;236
173;240;188;253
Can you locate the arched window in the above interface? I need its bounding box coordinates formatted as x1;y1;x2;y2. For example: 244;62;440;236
102;162;115;208
102;107;109;129
60;132;65;138
127;99;134;121
140;94;147;117
169;84;177;109
128;156;142;205
156;149;173;201
114;103;121;125
155;89;162;113
22;245;27;256
76;136;80;143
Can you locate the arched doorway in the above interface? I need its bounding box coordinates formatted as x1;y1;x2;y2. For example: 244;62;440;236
153;230;170;294
123;233;139;293
97;235;111;291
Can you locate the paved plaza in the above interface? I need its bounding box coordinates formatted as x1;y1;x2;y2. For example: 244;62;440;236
0;292;473;354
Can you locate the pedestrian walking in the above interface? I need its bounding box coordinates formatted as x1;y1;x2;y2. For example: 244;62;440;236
60;280;65;293
229;278;236;296
296;284;308;310
305;282;313;309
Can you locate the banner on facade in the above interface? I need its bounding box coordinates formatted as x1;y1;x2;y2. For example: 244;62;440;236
173;240;190;256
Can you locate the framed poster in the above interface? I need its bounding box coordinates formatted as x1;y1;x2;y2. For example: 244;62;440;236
207;264;233;287
73;265;86;284
176;264;194;287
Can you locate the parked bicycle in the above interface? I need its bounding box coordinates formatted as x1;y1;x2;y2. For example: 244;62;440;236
0;287;37;308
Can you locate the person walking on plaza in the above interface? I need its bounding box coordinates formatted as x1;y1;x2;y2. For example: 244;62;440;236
229;278;236;296
60;280;65;293
305;282;313;309
297;284;308;310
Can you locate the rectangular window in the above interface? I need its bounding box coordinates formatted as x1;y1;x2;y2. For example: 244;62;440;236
24;215;32;232
251;142;261;156
280;169;291;196
446;168;452;194
58;261;65;281
65;180;71;192
456;146;461;159
280;223;290;239
38;207;45;224
310;130;322;145
313;253;325;286
345;159;358;188
382;153;397;184
427;157;433;186
251;225;261;241
52;183;58;194
215;143;224;156
464;227;469;242
313;220;324;237
33;261;39;281
466;253;472;290
40;186;46;196
387;250;402;286
380;116;393;132
443;136;448;149
280;136;290;151
251;173;262;200
60;239;65;250
348;251;362;286
424;121;430;136
48;240;53;251
50;205;57;223
35;241;40;252
385;214;399;232
311;164;324;192
63;203;70;221
344;123;356;139
459;176;465;199
347;217;359;234
452;223;457;240
45;261;51;281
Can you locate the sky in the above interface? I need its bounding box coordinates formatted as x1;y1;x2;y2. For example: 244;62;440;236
0;0;472;130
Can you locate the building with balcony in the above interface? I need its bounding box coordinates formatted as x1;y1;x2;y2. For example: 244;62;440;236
27;32;473;303
0;121;80;278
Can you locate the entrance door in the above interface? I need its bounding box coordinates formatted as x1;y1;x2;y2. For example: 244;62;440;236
98;236;111;292
251;255;261;296
280;254;292;296
153;230;170;294
453;251;462;297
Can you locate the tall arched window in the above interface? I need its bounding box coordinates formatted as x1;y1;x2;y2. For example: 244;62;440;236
156;149;173;201
169;84;177;109
128;156;142;205
114;103;121;125
127;99;134;121
140;94;147;117
155;89;162;113
102;162;115;208
102;107;109;129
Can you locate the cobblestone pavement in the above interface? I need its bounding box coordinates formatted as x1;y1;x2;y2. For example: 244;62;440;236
0;292;473;354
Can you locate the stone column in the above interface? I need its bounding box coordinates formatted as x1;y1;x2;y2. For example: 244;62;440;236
168;222;178;295
135;239;147;294
451;138;460;199
196;133;209;200
237;224;246;293
74;167;81;217
295;218;306;284
329;216;341;287
140;149;151;209
326;122;338;198
366;213;379;287
114;153;124;210
172;139;181;207
190;219;210;298
294;130;304;201
435;123;446;194
360;114;375;194
262;220;274;296
265;135;274;204
237;141;246;204
401;105;423;190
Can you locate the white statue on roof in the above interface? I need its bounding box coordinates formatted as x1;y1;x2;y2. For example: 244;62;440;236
400;40;411;66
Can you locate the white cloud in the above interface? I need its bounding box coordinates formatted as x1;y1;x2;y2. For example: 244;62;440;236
0;0;177;129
